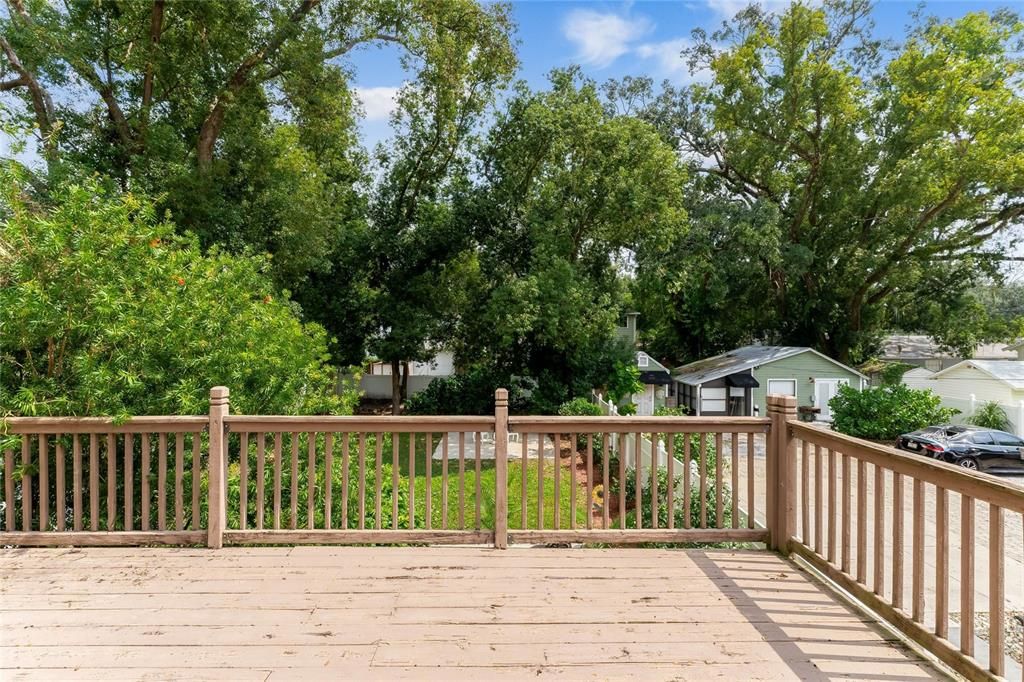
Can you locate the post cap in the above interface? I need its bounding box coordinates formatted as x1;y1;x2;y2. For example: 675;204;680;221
210;386;230;404
495;388;508;405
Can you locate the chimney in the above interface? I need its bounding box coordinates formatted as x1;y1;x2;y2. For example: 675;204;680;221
625;312;640;345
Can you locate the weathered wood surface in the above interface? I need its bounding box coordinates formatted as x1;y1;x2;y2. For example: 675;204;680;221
0;547;944;681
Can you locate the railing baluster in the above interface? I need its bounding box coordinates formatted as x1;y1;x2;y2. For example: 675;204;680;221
290;432;299;530
892;472;904;610
406;433;414;530
699;433;707;529
154;433;163;532
138;434;147;532
843;454;851;569
272;432;282;530
457;432;465;530
586;434;594;531
801;439;809;543
731;432;739;530
618;433;625;531
747;433;755;530
22;437;32;531
714;432;723;528
961;494;975;656
4;448;14;531
520;433;528;530
357;433;366;530
827;446;835;561
239;432;248;531
256;433;266;530
989;503;1004;677
424;433;432;529
308;432;316;530
539;434;546;530
375;432;383;531
122;434;132;532
602;434;610;530
571;432;578;530
649;433;657;530
38;435;48;531
912;478;924;622
324;433;333;530
343;432;351;530
554;433;562;530
441;432;449;530
633;432;641;530
813;444;822;552
935;485;948;639
873;463;884;596
191;434;201;530
683;434;692;530
666;433;674;530
476;433;484;530
393;434;401;531
856;458;867;584
56;436;67;532
174;432;184;531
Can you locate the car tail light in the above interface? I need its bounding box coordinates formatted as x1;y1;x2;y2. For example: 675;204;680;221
923;444;944;454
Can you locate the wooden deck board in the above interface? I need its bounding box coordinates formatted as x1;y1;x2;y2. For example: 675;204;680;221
0;547;947;680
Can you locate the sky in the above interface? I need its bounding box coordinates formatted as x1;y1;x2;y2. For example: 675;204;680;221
346;0;1014;152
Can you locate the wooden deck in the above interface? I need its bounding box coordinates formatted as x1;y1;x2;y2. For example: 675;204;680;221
0;547;946;681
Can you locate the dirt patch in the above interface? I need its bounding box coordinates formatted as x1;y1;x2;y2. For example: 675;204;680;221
951;611;1023;665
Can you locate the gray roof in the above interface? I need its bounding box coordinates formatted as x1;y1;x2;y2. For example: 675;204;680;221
673;346;864;385
881;334;1017;361
933;360;1024;390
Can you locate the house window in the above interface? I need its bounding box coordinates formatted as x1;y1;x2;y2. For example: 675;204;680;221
638;354;649;368
701;387;727;413
767;379;797;398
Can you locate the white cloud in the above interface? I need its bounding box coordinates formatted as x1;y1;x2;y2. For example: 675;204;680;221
704;0;816;18
562;9;653;68
354;86;401;121
634;38;712;84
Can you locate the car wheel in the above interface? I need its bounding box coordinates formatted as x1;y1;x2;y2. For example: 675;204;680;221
957;458;979;471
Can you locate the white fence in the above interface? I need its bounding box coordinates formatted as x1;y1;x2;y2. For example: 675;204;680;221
932;395;1024;437
355;374;439;400
592;391;685;478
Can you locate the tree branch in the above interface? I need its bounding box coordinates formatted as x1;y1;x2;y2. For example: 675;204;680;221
0;34;56;156
138;0;165;138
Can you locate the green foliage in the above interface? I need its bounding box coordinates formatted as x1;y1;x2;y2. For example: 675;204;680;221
968;401;1013;432
608;361;644;405
619;466;732;535
880;362;915;386
0;173;352;417
630;3;1024;363
404;367;531;416
830;384;959;441
557;398;603;417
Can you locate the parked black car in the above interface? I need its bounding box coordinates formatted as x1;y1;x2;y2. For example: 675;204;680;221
896;425;1024;473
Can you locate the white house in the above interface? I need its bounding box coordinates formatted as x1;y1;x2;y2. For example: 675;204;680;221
358;352;455;400
903;360;1024;436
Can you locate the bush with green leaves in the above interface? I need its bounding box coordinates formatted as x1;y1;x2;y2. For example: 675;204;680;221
404;366;531;415
830;384;958;441
619;466;733;533
968;401;1013;432
0;173;353;418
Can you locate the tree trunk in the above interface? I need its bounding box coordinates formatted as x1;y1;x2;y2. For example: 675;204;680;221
390;359;402;415
400;361;410;403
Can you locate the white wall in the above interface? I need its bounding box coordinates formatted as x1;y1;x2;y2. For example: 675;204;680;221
903;369;1024;436
358;374;438;400
369;352;455;376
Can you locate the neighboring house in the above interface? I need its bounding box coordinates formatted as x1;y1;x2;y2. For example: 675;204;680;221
672;346;867;420
1005;339;1024;361
613;312;673;416
903;359;1024;436
878;334;1017;372
358;351;455;400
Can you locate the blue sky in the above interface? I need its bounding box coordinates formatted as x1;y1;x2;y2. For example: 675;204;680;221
347;0;1013;151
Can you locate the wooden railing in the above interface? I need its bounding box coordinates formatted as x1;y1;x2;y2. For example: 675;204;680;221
769;395;1024;682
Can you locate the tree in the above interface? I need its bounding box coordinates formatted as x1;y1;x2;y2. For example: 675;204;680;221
639;1;1024;363
452;70;689;411
358;3;516;413
0;169;352;417
0;0;514;343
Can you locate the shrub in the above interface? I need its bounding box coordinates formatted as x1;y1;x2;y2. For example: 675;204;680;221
830;384;958;441
404;366;530;415
0;173;352;417
968;401;1012;431
557;397;603;417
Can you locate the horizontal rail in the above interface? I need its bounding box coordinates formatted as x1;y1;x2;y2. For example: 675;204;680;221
508;416;772;433
791;422;1024;513
224;415;496;433
223;529;493;545
0;531;205;546
2;416;207;434
508;529;768;544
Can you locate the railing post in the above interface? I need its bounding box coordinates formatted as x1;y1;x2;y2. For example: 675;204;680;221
767;394;797;552
494;388;509;549
207;386;229;549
